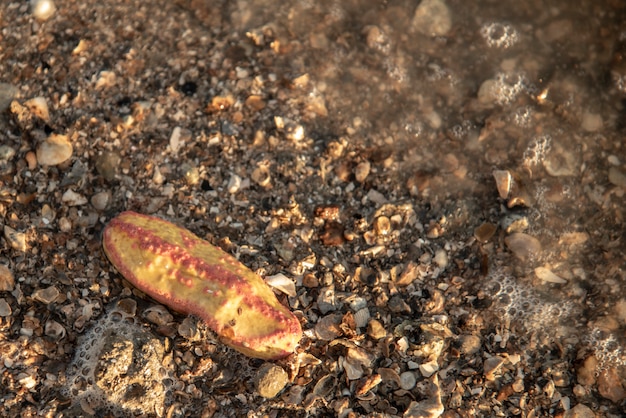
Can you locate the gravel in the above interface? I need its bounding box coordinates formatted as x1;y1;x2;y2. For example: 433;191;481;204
1;0;625;417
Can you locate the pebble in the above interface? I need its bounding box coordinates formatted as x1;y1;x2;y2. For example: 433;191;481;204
0;83;17;112
31;0;56;21
504;232;542;261
576;355;597;386
367;319;387;340
534;266;567;284
399;371;417;391
403;376;444;418
419;360;439;377
597;367;626;403
608;166;626;188
24;97;50;122
474;222;496;243
90;191;111;211
354;161;371;183
412;0;451;37
580;111;603;132
169;126;185;154
44;320;66;340
0;264;15;291
62;189;88;206
36;134;73;166
563;404;595;418
95;151;121;181
433;249;448;269
0;298;11;316
0;145;16;162
484;356;505;380
227;173;242;194
256;363;288;398
143;305;174;327
32;286;60;304
4;226;26;251
458;334;482;355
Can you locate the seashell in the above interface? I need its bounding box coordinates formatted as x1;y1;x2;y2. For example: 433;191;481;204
493;170;513;199
353;307;370;329
493;169;534;208
534;266;567;284
265;273;297;297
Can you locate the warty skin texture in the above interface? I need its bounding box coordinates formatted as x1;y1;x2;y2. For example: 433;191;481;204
102;211;302;360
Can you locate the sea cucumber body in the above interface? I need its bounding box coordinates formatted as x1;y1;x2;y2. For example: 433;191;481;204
102;211;301;359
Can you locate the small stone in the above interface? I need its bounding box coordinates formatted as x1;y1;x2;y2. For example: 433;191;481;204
534;266;567;284
608;166;626;188
505;232;542;261
563;404;595;418
90;191;111;211
245;95;266;111
256;363;289;398
251;164;271;188
31;0;56;21
474;222;497;243
315;313;343;341
4;226;26;251
419;360;439;377
367;319;387;340
95;151;121;181
143;305;174;326
0;145;16;162
0;83;18;112
396;261;419;287
169;126;187;154
36;134;73;166
597;367;626;403
227;173;242;194
0;265;15;291
458;334;482;355
25;151;37;170
433;249;448;269
399;371;417;390
354;161;371;183
412;0;452;37
62;189;88;206
0;298;11;316
179;162;200;186
32;286;60;304
484;356;505;380
580;111;603;132
576;355;597;386
403;375;444;418
24;97;50;122
44;319;66;340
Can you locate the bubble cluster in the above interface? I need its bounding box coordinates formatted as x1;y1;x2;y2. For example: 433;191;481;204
584;328;626;371
480;22;519;49
479;72;527;106
522;134;552;169
511;105;534;128
63;303;174;416
487;273;573;332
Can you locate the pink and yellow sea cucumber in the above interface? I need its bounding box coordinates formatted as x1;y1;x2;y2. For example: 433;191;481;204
102;211;302;360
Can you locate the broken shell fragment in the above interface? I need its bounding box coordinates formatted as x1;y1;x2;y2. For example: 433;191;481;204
102;211;302;359
492;169;533;208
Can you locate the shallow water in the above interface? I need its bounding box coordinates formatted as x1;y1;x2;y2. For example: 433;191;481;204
227;0;626;384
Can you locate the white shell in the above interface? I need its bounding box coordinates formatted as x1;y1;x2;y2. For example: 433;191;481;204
493;170;512;199
265;273;297;297
534;267;567;284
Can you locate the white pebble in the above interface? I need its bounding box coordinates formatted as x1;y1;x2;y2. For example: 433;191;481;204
31;0;56;21
433;249;448;269
227;174;242;194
